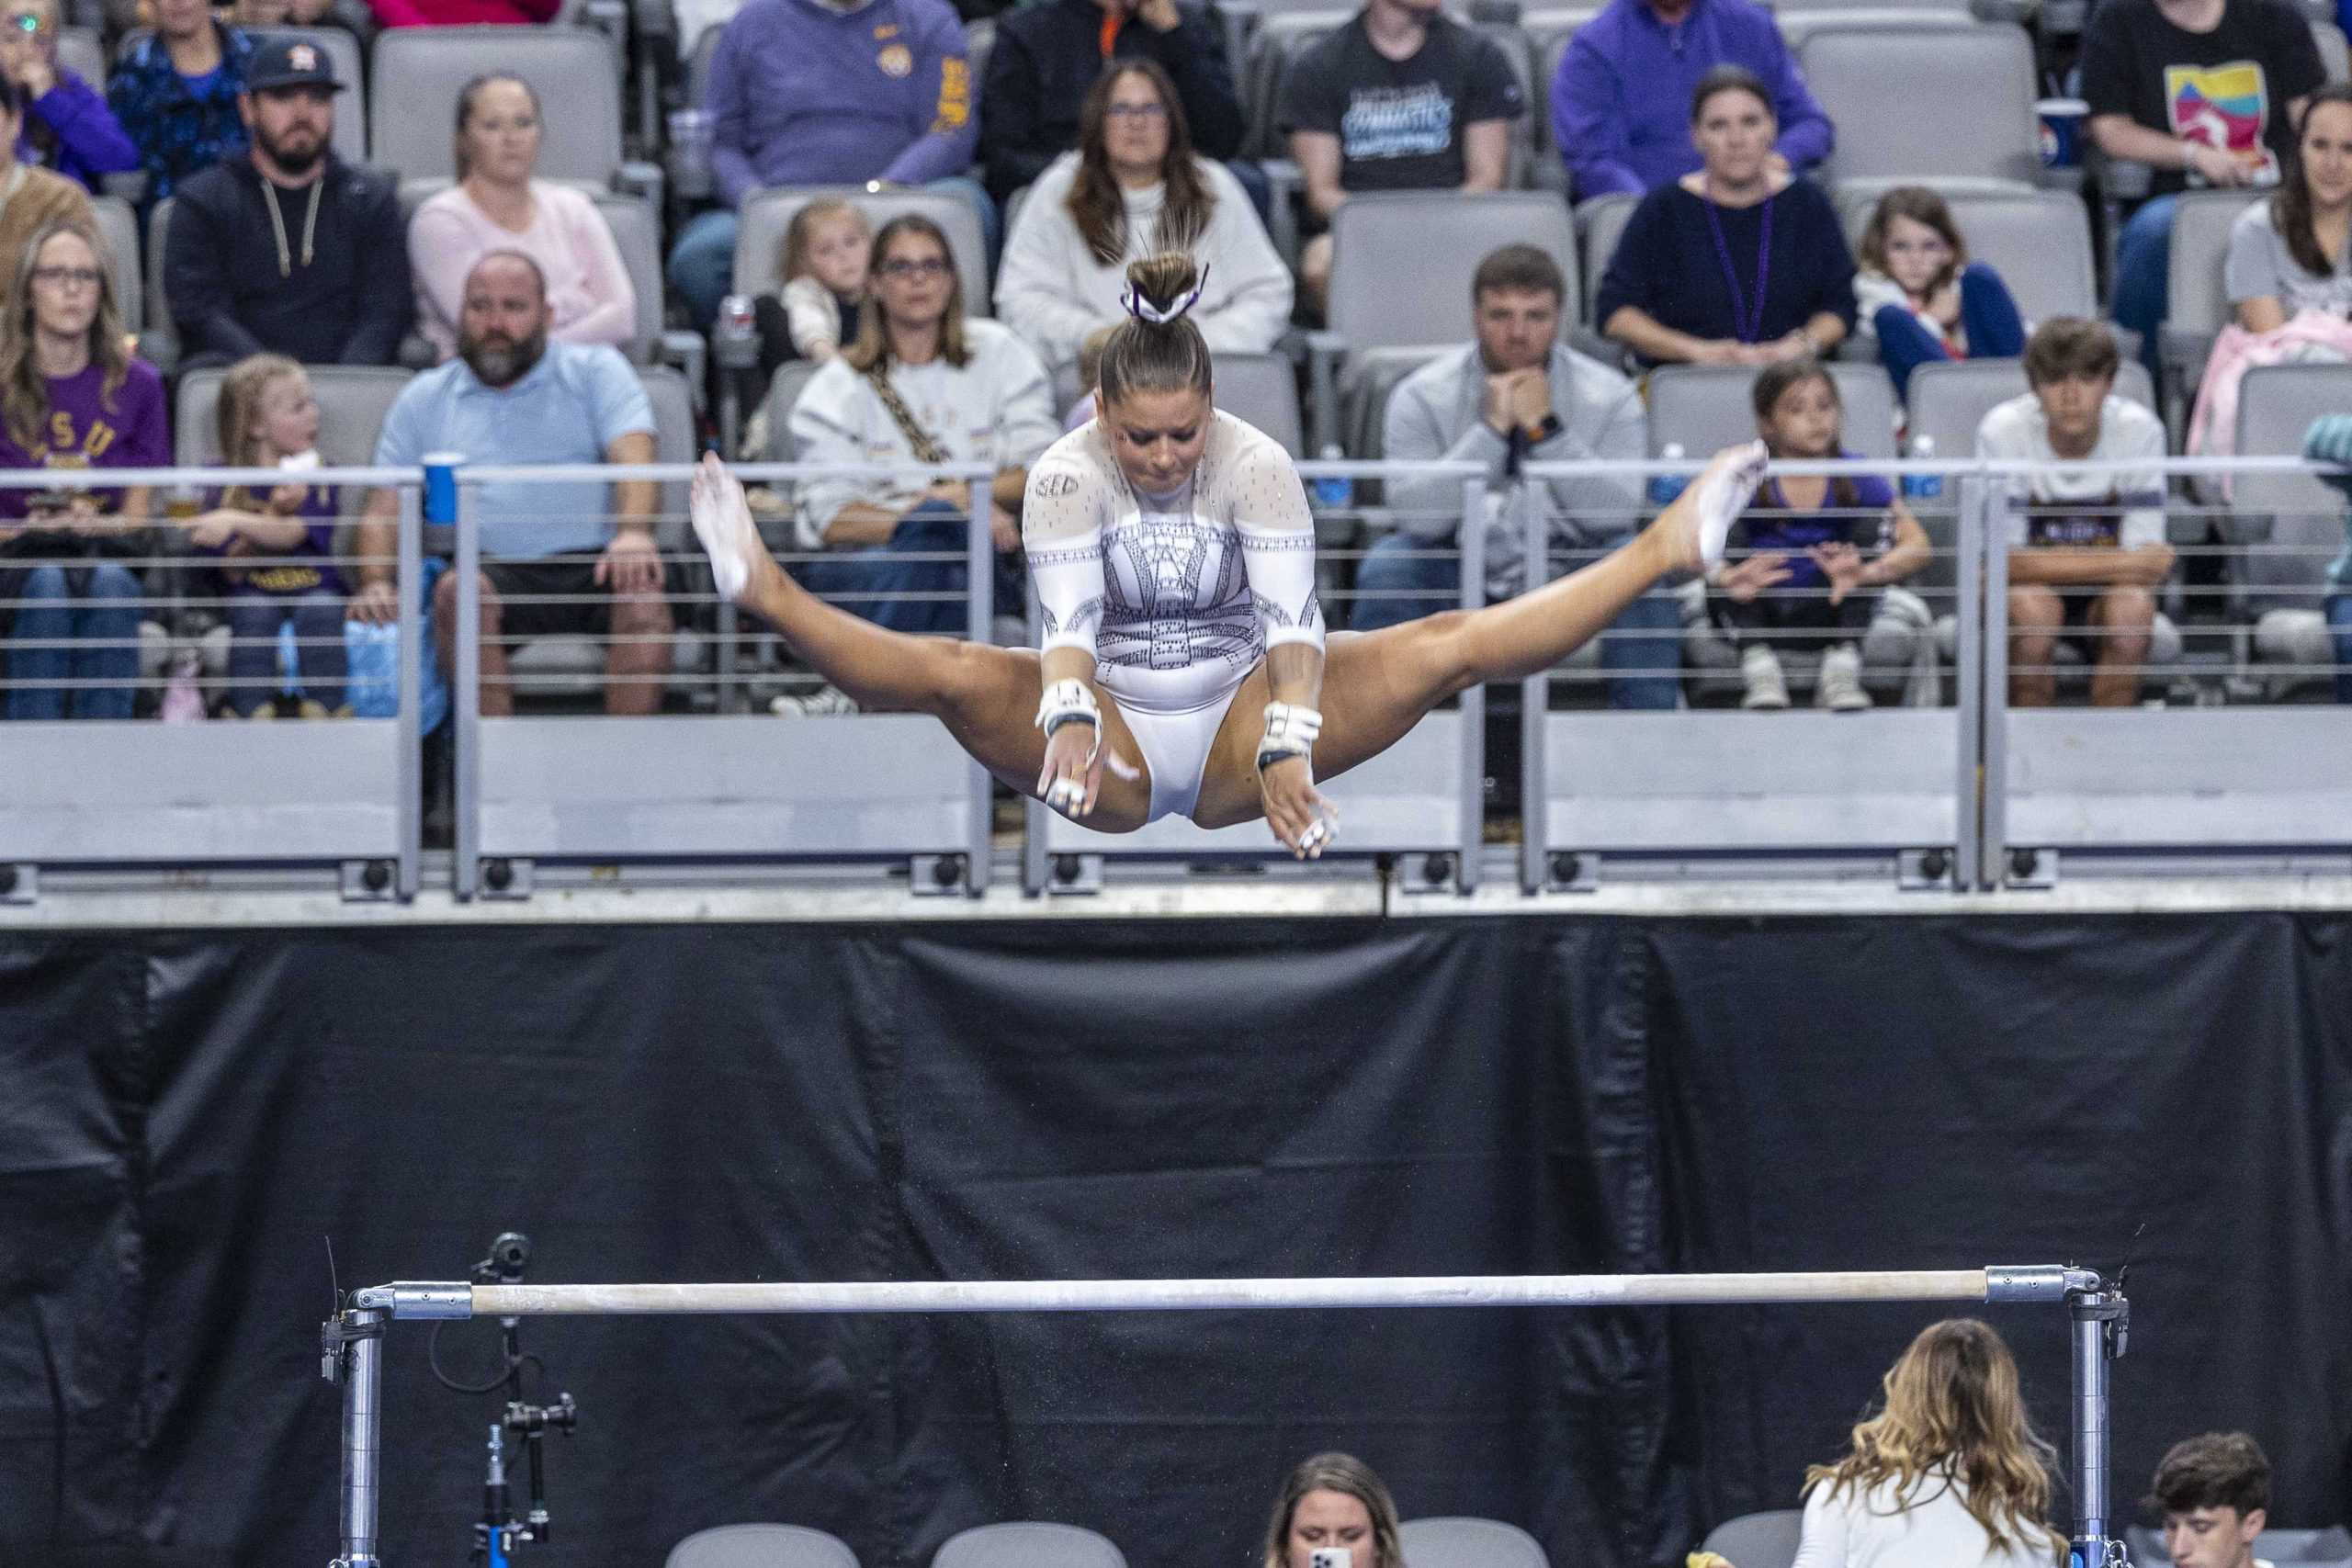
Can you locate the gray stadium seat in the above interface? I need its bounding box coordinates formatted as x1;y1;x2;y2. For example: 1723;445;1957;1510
1398;1517;1552;1568
1801;22;2041;188
1329;189;1577;353
1701;1510;1804;1568
1342;344;1448;459
1212;351;1304;455
1773;5;1983;51
142;196;176;372
731;186;990;309
55;24;104;89
931;1523;1125;1568
369;26;628;187
1834;185;2098;328
664;1523;861;1568
172;365;413;469
2162;188;2265;413
117;26;367;163
758;360;823;462
91;194;140;337
1645;362;1900;459
2318;18;2349;82
1577;191;1637;323
1525;6;1596;171
2229;364;2352;692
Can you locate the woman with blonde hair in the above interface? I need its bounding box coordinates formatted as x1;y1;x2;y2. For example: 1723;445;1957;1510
1792;1318;2063;1568
1261;1451;1406;1568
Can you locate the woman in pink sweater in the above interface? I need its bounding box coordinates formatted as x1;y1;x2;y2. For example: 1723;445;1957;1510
405;72;635;359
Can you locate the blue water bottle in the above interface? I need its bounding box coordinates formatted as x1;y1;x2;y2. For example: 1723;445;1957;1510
1647;443;1689;510
1902;434;1944;502
1311;443;1353;512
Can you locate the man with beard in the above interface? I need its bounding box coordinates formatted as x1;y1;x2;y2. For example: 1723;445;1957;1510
163;37;410;367
351;252;670;716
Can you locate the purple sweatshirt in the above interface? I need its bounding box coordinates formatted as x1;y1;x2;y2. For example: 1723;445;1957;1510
704;0;977;209
16;67;141;192
1551;0;1834;199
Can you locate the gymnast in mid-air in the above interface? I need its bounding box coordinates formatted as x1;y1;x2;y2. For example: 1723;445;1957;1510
693;251;1769;858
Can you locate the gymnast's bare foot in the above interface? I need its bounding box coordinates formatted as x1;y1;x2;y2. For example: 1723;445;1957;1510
690;452;774;604
1674;440;1770;573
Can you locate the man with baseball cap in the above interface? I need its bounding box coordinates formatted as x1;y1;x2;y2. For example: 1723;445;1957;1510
164;36;412;367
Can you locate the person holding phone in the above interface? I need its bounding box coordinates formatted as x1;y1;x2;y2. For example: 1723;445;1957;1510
1261;1453;1405;1568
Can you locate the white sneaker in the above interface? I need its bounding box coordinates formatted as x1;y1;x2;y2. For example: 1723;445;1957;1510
1740;644;1790;709
770;683;859;717
1815;642;1871;712
690;451;765;604
1684;439;1770;571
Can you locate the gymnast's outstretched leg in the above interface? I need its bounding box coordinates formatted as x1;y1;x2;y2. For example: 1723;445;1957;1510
1190;442;1767;831
691;456;1158;826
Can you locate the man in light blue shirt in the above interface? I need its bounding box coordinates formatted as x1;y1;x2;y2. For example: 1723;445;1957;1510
349;252;666;715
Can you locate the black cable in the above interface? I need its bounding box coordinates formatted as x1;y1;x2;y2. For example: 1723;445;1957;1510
427;1318;523;1395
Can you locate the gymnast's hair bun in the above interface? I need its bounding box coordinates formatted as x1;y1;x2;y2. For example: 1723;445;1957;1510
1122;253;1206;327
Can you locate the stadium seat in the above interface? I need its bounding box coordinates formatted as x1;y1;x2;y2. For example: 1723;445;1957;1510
91;194;141;338
758;360;824;463
116;26;367;164
931;1523;1125;1568
1398;1517;1551;1568
2162;188;2265;418
1834;185;2098;329
2317;18;2350;81
1211;351;1305;455
1700;1510;1803;1568
369;26;650;197
141;197;176;373
1340;344;1447;460
1576;191;1636;324
1645;362;1899;459
2229;364;2352;694
1772;5;1984;51
1800;22;2041;189
1524;5;1597;178
55;24;104;90
730;186;990;308
172;365;413;468
664;1523;861;1568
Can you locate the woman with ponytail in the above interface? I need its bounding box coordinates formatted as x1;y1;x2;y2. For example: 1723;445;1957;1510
694;250;1770;856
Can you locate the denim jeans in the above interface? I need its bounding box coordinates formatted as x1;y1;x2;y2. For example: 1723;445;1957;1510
225;589;348;716
1348;531;1682;708
667;176;1003;330
2110;194;2177;382
1873;262;2029;402
2328;592;2352;704
6;559;141;720
797;499;1022;636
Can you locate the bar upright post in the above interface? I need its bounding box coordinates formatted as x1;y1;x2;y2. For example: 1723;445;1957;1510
324;1306;387;1568
2069;1284;2129;1568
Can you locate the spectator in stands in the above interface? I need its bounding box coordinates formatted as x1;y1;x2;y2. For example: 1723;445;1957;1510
2301;413;2352;701
1713;359;1929;710
1551;0;1832;201
0;218;166;720
1;0;137;193
786;214;1056;680
753;197;869;375
2147;1433;2272;1568
185;353;347;717
996;62;1290;378
1277;0;1525;310
1854;186;2027;402
1793;1319;2062;1568
1361;243;1678;708
2229;85;2352;331
977;0;1243;206
664;0;983;332
2084;0;2323;372
350;251;669;716
231;0;363;29
107;0;254;205
1975;318;2174;708
409;73;635;362
1597;66;1854;367
164;38;412;367
1261;1452;1404;1568
0;76;96;303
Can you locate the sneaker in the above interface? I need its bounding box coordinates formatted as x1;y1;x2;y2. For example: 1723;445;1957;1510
1740;644;1790;709
1815;643;1871;712
770;683;859;717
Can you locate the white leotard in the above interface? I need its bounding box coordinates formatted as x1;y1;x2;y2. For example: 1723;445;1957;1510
1023;409;1324;715
1023;409;1325;824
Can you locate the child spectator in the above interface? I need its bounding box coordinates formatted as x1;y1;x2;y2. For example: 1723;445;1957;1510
1854;186;2027;402
754;197;869;378
1713;358;1928;709
184;353;347;717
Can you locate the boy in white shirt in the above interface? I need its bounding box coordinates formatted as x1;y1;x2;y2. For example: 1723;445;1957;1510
2150;1432;2273;1568
1974;318;2176;706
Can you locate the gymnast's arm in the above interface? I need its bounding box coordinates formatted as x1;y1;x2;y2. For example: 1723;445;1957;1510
1025;456;1122;814
1233;439;1331;853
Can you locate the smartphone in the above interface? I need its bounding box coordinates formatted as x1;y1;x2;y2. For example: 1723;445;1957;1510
1310;1551;1351;1568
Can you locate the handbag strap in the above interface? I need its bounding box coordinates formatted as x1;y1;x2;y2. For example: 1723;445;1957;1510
865;362;951;467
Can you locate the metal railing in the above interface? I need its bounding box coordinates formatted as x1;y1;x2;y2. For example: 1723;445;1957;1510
1;453;2346;902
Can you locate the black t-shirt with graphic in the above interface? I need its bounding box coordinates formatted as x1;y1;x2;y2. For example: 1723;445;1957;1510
2081;0;2324;196
1277;11;1525;193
